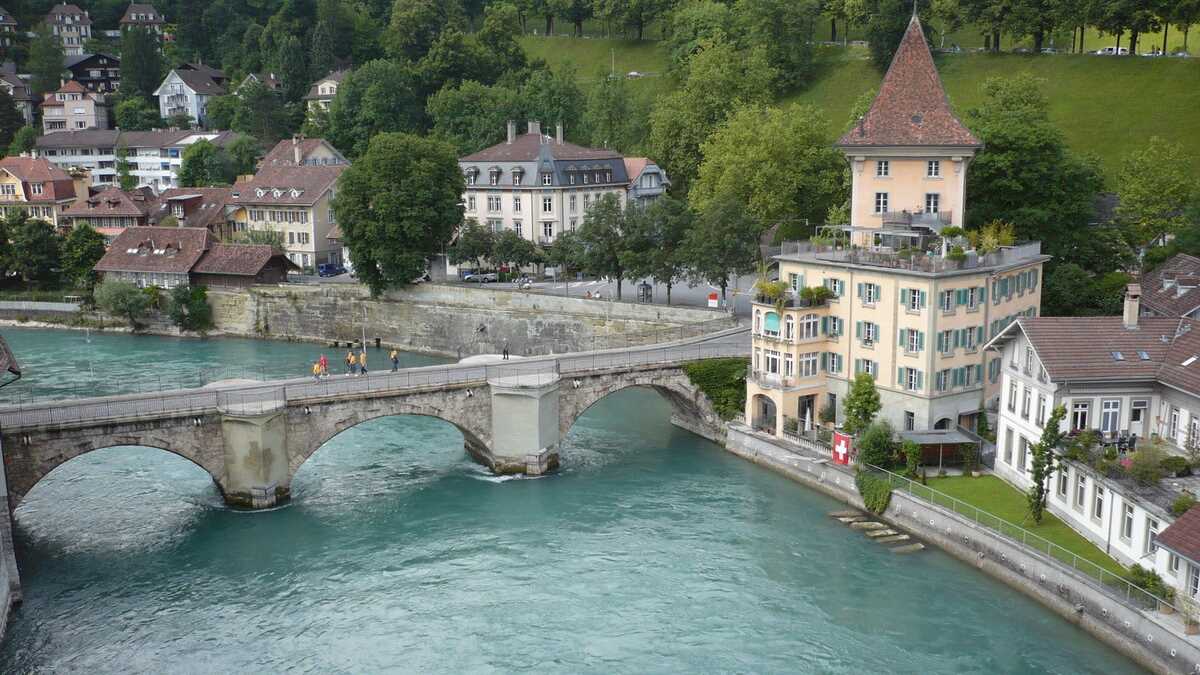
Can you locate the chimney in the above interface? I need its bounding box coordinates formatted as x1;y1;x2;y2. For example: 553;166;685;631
527;120;541;136
292;135;301;164
556;123;563;144
506;120;516;144
1123;284;1141;329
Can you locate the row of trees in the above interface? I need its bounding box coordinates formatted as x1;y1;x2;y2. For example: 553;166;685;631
0;215;106;290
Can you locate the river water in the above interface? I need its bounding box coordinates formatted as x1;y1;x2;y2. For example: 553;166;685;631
0;328;1140;673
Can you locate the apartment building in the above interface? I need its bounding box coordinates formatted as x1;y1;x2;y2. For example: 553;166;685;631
303;69;347;114
154;64;227;127
744;16;1047;437
33;129;242;191
0;7;17;47
46;3;92;56
62;185;157;239
41;81;109;133
64;53;121;93
229;164;346;271
119;3;164;35
0;157;79;227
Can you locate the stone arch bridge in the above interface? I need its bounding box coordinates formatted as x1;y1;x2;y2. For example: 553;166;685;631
0;330;747;510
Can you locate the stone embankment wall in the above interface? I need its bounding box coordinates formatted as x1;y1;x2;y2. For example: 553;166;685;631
725;425;1200;675
209;284;732;357
0;437;19;640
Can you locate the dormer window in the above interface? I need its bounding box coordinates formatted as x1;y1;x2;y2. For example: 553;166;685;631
489;168;499;186
290;189;302;198
582;173;589;185
272;189;283;198
31;183;43;195
512;168;523;186
256;188;265;197
542;172;552;186
466;170;476;185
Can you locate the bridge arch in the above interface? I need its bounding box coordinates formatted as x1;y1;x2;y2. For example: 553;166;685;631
558;367;723;444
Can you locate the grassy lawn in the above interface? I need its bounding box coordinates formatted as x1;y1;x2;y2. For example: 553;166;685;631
922;475;1127;578
518;35;667;80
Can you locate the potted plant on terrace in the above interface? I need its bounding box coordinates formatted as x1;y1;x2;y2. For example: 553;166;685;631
799;285;835;307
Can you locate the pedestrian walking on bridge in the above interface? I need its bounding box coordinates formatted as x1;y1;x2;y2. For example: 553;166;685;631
346;350;356;375
358;350;368;375
319;354;328;377
390;349;399;371
312;361;322;382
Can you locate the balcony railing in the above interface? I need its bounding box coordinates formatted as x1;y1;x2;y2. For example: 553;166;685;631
880;210;952;226
778;240;1044;274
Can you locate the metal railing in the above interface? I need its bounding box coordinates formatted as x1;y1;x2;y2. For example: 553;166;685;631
778;240;1044;274
865;464;1180;617
0;331;749;430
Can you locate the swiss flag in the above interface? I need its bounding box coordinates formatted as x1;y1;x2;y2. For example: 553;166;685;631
832;431;852;465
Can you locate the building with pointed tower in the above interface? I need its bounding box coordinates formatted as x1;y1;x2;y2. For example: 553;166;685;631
744;15;1047;442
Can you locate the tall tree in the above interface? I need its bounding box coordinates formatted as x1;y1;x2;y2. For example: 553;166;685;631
385;0;466;62
0;87;22;150
326;60;425;158
518;66;585;137
310;19;337;80
492;229;540;270
178;140;234;187
227;136;263;177
120;26;164;99
663;0;733;76
681;195;761;302
276;34;309;104
620;196;694;304
427;80;522;154
867;0;929;67
477;2;527;75
232;81;294;146
843;372;882;435
115;97;164;131
28;23;65;98
205;95;239;131
8;214;60;284
1116;136;1196;247
449;219;497;269
575;193;628;298
735;0;821;90
116;146;137;190
60;224;107;290
334;133;464;295
7;126;36;156
690;103;846;235
1027;405;1066;524
581;74;634;151
554;0;592;36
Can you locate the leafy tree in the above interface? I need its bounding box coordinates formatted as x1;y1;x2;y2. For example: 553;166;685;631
166;112;194;129
231;81;293;146
310;19;337;80
477;2;527;75
575;193;628;298
555;0;592;36
856;420;896;467
276;34;309;103
680;195;761;302
866;0;929;68
205;95;239;131
960;0;1012;52
1027;405;1066;524
413;28;496;95
116;146;137;191
8;214;60;284
691;103;845;235
449;219;496;268
1116;137;1196;247
227;136;263;176
0;87;22;150
120;26;164;99
385;0;466;62
492;229;540;270
546;228;583;281
168;284;215;333
620;196;694;304
115;97;163;131
428;80;522;154
326;60;425;158
582;74;640;152
7;126;35;156
1008;0;1060;53
518;66;584;138
663;0;734;76
178;140;234;187
230;229;286;254
95;279;150;328
843;372;882;436
28;24;64;97
60;224;107;290
901;438;922;478
735;0;821;90
649;41;776;195
335;133;464;295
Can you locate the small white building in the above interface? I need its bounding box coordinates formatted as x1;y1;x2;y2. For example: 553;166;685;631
154;65;226;128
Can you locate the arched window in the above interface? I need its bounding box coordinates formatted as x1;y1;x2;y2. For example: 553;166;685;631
800;314;819;339
763;312;781;337
784;315;795;340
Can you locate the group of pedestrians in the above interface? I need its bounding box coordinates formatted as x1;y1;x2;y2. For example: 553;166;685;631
310;347;403;380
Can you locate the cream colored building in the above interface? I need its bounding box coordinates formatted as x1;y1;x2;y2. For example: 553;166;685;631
745;16;1047;437
229;164;345;271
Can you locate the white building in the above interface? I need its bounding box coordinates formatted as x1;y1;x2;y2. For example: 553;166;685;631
46;3;91;56
986;286;1200;598
154;66;227;128
33;129;242;191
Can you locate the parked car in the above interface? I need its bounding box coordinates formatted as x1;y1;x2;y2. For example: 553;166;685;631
627;71;644;78
464;272;498;283
1095;46;1129;55
1040;47;1059;54
318;263;346;277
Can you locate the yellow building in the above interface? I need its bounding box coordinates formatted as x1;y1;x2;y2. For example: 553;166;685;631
0;156;79;228
228;163;346;272
745;16;1047;437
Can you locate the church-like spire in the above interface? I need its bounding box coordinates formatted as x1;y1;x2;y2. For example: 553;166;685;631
837;16;980;149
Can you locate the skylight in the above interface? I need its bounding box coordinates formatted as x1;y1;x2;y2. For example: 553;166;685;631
1138;351;1150;361
1111;351;1124;361
1184;356;1199;367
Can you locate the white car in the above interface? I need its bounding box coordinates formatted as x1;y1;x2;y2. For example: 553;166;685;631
1095;46;1129;56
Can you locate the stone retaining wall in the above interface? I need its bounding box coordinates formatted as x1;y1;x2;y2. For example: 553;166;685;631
725;425;1200;675
0;436;20;641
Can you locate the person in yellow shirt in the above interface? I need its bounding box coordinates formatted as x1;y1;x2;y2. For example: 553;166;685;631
358;350;368;375
346;350;356;375
312;361;322;382
390;349;399;372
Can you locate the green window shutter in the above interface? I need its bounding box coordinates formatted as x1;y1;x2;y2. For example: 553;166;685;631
977;326;985;343
821;317;829;335
936;332;944;353
917;331;924;351
820;352;828;370
900;288;909;305
898;367;905;386
857;283;864;299
898;328;906;345
1031;269;1039;289
979;285;987;303
855;358;862;374
916;370;923;390
953;329;961;348
976;364;984;382
856;321;863;339
919;290;927;308
955;289;966;305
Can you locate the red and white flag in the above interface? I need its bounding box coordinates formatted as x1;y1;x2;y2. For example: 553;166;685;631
832;431;852;465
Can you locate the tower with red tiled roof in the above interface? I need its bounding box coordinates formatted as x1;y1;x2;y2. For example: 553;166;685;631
837;15;981;245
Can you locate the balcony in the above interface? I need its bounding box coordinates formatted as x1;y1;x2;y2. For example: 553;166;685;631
779;240;1045;274
881;210;952;227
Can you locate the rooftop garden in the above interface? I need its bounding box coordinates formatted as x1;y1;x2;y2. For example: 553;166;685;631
1060;430;1200;516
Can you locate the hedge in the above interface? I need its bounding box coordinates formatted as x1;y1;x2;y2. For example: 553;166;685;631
682;358;749;420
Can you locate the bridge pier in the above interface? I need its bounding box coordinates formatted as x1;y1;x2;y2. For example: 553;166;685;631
219;408;291;509
483;373;561;476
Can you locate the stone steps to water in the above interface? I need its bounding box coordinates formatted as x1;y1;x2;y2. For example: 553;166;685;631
865;529;899;538
875;534;910;543
849;521;888;531
891;543;926;554
829;510;862;518
837;516;865;523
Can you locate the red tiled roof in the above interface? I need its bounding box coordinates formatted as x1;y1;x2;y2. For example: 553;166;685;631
64;186;156;218
303;69;348;100
121;3;163;25
0;157;76;202
258;137;345;168
623;157;649;181
1140;254;1200;319
155;187;235;230
192;243;277;276
232;165;345;206
1156;505;1200;565
1017;316;1182;384
94;226;210;274
837;17;980;149
461;133;621;162
47;4;91;25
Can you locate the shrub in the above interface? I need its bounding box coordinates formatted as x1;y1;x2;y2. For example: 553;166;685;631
856;420;896;468
900;439;921;478
168;284;214;333
1128;445;1167;486
799;285;835;306
1126;565;1175;603
818;402;836;426
961;443;978;474
782;416;799;435
975;409;994;443
855;471;892;515
95;279;150;328
682;358;749;420
1173;493;1198;517
1161;455;1191;477
946;245;967;263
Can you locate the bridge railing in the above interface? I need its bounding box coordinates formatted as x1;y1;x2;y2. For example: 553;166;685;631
0;332;749;430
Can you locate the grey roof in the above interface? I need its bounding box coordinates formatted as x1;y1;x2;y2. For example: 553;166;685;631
898;429;976;445
63;53;119;69
35;129;120;148
172;68;226;96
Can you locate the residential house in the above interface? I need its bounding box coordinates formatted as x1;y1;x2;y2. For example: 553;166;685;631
237;72;281;94
94;225;297;289
257;137;347;169
32;129;120;186
229;164;346;270
119;3;164;35
1139;254;1200;320
154;65;227;127
0;71;34;124
41;80;109;133
64;53;121;93
744;15;1046;438
62;185;157;240
33;129;243;191
46;3;92;56
154;187;237;239
460;121;630;247
0;8;17;47
0;157;78;227
178;62;228;88
623;157;669;207
303;69;347;114
986;288;1200;601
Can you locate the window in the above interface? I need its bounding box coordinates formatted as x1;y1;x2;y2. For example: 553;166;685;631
30;182;43;195
1037;394;1047;427
569;195;577;213
1017;437;1029;472
764;350;780;374
1100;400;1120;434
902;288;924;312
903;329;921;353
824;278;844;297
940;289;955;312
1093;485;1105;520
1170;554;1180;576
857;321;878;345
927;160;941;177
925;193;939;214
466;196;476;211
514;221;522;237
542;173;552;186
1170;407;1181;441
1008;381;1018;412
1021;388;1031;419
1057;468;1068;498
467;172;476;186
762;312;780;338
1075;474;1086;508
1003;428;1014;464
1121;503;1134;540
512;171;522;186
783;316;795;340
876;160;889;177
542;196;553;213
788;273;801;291
1071;401;1090;431
899;367;922;391
874;192;888;214
1147;518;1160;555
489;172;499;186
487;195;501;212
1191;566;1200;599
542;222;553;239
827;353;843;374
904;411;915;431
513;196;522;213
858;282;879;304
800;314;819;340
856;359;877;379
799;352;819;377
784;354;794;378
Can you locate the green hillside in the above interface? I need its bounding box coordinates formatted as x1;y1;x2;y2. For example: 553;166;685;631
521;35;1200;182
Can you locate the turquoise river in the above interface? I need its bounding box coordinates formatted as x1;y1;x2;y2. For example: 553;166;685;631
0;328;1141;673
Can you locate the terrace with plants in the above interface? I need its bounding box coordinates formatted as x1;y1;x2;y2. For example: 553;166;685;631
1057;430;1200;520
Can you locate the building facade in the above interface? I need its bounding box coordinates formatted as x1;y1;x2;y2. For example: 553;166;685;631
257;137;347;170
154;66;226;127
64;53;121;93
0;71;34;124
623;157;669;207
46;3;92;56
0;157;78;227
744;16;1046;437
0;7;17;47
94;226;296;289
41;81;109;133
229;164;346;271
62;185;157;239
33;129;242;191
303;70;347;114
119;3;164;35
